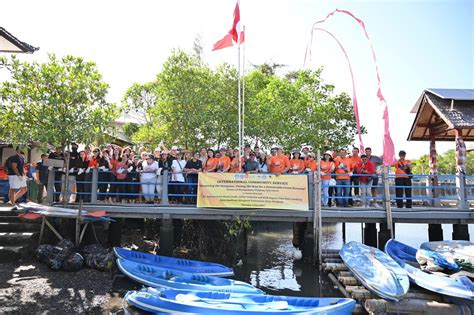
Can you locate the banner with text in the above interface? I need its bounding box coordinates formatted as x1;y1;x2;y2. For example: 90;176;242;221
197;173;309;211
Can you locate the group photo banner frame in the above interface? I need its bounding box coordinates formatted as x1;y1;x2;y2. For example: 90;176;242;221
197;173;309;211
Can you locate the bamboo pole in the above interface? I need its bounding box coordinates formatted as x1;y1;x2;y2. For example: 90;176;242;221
365;299;472;315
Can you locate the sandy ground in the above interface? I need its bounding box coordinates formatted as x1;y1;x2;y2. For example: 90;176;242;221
0;258;143;314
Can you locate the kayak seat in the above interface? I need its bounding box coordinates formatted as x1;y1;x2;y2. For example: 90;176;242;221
190;274;211;283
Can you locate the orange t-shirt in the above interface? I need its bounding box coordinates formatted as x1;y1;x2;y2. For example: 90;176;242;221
268;155;290;173
204;157;218;172
305;159;317;172
217;156;231;172
334;156;352;180
289;159;305;173
320;160;334;180
229;157;239;173
395;159;411;179
350;155;362;169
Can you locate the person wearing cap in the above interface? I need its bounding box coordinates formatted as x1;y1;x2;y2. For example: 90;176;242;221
141;154;159;204
243;151;260;173
48;146;65;202
170;146;179;160
97;149;112;203
305;152;317;172
334;148;352;207
289;150;305;174
267;145;290;175
355;154;375;208
128;155;141;203
321;151;335;206
170;151;187;204
394;150;412;208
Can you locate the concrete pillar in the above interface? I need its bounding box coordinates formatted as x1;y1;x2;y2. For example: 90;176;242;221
378;223;394;250
363;223;377;248
108;218;123;247
452;224;470;241
159;217;174;256
428;224;443;241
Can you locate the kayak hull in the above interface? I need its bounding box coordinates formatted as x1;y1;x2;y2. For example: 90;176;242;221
340;241;409;301
114;247;234;277
125;287;356;315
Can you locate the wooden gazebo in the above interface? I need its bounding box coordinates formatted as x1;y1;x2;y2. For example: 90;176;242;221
408;88;474;240
0;27;38;53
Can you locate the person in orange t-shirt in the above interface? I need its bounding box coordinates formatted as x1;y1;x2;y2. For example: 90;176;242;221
229;148;240;173
334;148;352;207
304;152;318;172
203;149;218;172
320;151;335;206
267;146;290;175
349;147;362;206
289;151;305;174
216;147;231;172
394;150;412;208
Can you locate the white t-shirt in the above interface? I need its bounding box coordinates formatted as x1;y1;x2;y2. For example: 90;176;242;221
141;161;158;181
171;159;186;182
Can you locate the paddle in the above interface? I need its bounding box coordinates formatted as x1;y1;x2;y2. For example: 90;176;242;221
175;293;289;310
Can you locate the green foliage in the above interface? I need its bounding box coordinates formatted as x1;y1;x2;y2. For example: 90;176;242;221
225;217;251;237
0;54;118;149
121;50;361;152
411;149;474;174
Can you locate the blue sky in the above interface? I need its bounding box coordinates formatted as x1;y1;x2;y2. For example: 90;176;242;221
1;0;473;158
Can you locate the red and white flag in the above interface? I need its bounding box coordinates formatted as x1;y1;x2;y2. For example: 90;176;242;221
213;2;245;51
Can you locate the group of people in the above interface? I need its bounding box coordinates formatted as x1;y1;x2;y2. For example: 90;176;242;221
4;142;412;208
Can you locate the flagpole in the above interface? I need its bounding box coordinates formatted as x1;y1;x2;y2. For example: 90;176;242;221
238;39;242;171
242;25;246;154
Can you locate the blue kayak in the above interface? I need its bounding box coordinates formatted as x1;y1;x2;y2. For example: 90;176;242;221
340;241;409;301
385;239;474;300
421;241;474;272
114;247;234;277
117;258;263;294
125;287;356;315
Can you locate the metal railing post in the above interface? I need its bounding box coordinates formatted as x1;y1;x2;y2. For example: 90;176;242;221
161;170;169;205
91;168;98;204
46;169;55;204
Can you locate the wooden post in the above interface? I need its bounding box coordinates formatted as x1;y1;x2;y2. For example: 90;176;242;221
312;150;322;266
428;136;443;241
46;169;55;204
160;214;174;256
429;136;440;207
90;168;98;204
454;129;470;241
363;223;377;247
161;170;169;205
382;166;393;239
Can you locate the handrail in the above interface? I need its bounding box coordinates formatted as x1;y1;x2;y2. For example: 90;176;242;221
42;168;471;210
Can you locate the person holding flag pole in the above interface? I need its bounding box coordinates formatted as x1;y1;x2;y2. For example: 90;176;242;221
212;1;245;171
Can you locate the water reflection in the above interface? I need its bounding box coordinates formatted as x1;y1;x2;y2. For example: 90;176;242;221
232;222;340;297
232;221;472;296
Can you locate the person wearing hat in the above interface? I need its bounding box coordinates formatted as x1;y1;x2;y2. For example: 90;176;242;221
217;147;231;172
267;145;290;175
354;154;375;208
394;150;412;208
289;150;305;174
321;151;335;206
141;154;159;204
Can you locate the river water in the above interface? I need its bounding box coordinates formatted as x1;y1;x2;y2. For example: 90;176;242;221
231;221;474;297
